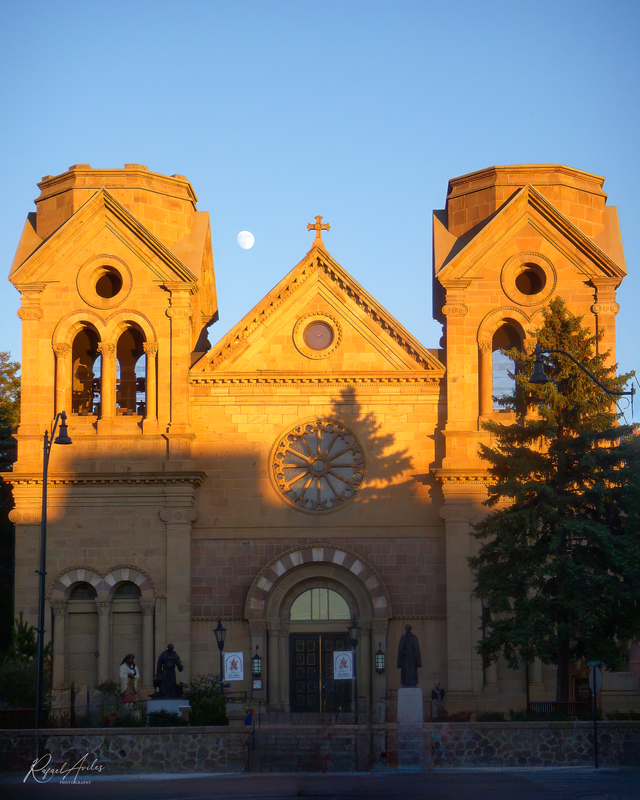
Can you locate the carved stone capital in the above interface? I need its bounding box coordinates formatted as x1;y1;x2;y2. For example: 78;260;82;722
140;600;156;616
442;303;468;317
95;601;112;616
17;307;43;320
166;307;194;319
478;341;492;355
9;510;42;524
51;601;66;617
249;620;267;635
53;344;71;359
591;302;620;316
98;341;116;358
522;337;537;356
159;507;197;523
143;342;159;356
372;620;389;638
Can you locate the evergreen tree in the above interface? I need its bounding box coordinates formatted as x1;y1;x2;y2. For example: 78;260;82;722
0;352;20;650
469;298;640;703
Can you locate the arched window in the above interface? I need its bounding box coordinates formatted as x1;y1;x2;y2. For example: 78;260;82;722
116;327;146;415
71;328;101;415
113;581;141;599
290;588;351;620
492;324;521;410
69;582;97;600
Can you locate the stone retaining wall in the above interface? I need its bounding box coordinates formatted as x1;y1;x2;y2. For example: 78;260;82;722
0;727;248;775
2;722;639;774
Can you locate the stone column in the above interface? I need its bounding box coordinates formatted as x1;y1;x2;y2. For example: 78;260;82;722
96;601;111;683
140;600;156;687
97;341;116;433
165;284;194;435
592;280;620;367
372;620;388;723
51;601;67;689
160;506;196;681
278;623;290;711
267;622;280;710
142;342;158;433
479;342;493;416
53;344;71;416
439;494;484;708
249;621;267;701
358;624;371;716
15;284;45;435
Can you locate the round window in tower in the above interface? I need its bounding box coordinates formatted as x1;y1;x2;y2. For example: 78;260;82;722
501;252;556;307
515;265;546;296
95;267;123;299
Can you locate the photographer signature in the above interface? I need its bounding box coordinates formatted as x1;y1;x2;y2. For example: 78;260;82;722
24;753;104;783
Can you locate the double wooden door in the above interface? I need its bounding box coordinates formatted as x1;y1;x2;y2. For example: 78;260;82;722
290;634;352;713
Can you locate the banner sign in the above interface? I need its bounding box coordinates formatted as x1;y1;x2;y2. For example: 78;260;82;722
333;650;353;680
224;652;244;681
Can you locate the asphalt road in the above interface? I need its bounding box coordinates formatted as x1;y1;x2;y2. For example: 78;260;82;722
5;769;640;800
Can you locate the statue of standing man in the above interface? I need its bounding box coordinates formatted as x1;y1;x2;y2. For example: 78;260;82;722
397;624;422;686
156;643;184;698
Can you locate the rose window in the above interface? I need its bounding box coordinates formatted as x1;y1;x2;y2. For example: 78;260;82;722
272;420;365;513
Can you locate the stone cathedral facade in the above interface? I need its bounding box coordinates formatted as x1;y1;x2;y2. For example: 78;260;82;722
6;163;638;714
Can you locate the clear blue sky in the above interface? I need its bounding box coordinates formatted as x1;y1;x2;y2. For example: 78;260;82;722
1;1;638;398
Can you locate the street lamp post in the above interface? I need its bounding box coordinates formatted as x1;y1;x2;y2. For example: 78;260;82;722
348;618;361;724
530;343;635;408
35;411;72;742
214;619;227;687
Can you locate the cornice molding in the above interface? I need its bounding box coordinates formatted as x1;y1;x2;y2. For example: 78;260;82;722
4;470;206;488
190;371;443;387
433;468;493;486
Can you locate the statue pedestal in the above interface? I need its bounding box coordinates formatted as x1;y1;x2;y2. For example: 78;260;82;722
397;687;424;772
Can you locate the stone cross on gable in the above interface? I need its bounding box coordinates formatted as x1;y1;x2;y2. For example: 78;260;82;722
307;215;330;251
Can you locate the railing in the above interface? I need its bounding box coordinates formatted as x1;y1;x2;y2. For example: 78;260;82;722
527;702;592;718
0;702;146;729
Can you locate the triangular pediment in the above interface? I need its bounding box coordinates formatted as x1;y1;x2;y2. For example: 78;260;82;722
192;247;444;378
434;185;626;287
9;189;200;286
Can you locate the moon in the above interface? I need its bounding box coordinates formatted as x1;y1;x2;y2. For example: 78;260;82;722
237;231;255;250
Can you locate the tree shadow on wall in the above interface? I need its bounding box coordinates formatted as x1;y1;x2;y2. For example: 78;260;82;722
323;387;415;507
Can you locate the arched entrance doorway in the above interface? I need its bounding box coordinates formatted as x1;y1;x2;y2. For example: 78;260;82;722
244;544;392;714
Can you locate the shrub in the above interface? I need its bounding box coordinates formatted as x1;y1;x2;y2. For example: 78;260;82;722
183;673;228;726
477;711;505;722
147;708;187;727
605;709;640;720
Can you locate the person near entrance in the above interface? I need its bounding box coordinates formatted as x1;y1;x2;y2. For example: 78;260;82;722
156;643;184;698
431;680;446;719
397;624;422;686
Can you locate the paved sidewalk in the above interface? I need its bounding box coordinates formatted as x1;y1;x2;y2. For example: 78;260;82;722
6;767;640;799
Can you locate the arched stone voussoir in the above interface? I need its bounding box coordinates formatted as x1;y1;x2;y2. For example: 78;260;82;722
49;566;107;601
244;543;392;620
104;565;155;600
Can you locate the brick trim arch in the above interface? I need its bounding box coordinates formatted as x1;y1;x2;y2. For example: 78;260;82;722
52;310;107;349
244;543;392;620
477;306;531;348
49;565;155;601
